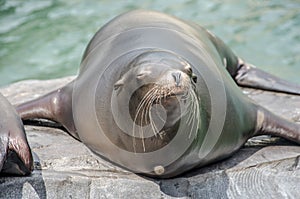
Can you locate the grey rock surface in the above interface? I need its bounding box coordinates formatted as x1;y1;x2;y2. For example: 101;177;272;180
0;76;300;199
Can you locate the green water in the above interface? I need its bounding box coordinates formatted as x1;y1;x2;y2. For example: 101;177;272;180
0;0;299;86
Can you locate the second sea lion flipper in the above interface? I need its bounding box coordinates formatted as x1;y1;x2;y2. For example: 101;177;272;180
0;120;33;176
0;126;33;175
1;93;33;176
0;134;8;173
234;60;300;95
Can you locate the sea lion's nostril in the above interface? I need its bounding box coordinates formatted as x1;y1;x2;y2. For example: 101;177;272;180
172;72;181;87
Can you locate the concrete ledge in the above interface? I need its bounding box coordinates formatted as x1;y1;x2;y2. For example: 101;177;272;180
0;77;300;199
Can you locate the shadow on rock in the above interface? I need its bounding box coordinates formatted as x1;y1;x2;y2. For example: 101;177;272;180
153;136;298;198
148;145;264;198
0;153;47;199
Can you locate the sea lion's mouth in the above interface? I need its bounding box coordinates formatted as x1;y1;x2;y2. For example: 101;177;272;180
128;83;191;127
153;90;189;104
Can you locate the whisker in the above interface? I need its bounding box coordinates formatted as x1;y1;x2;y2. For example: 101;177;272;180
132;87;157;152
188;89;200;138
130;79;199;151
141;93;157;151
149;98;159;137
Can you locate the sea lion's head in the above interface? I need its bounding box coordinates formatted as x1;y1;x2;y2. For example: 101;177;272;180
112;50;199;150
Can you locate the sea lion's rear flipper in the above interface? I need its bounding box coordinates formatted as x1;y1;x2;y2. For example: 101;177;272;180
235;60;300;95
255;107;300;144
206;31;300;95
16;84;79;140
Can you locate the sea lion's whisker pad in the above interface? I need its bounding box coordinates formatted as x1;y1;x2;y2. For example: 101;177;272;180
4;10;299;177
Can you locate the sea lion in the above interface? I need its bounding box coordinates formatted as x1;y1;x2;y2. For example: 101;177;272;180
0;93;33;175
10;10;300;178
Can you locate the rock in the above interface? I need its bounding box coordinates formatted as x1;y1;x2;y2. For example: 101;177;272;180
0;77;300;199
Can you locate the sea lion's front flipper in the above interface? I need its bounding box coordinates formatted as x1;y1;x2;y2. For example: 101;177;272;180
255;106;300;144
16;83;79;140
235;60;300;95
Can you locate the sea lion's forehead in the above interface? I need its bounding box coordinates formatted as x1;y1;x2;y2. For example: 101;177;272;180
137;63;174;70
132;50;190;68
135;59;191;72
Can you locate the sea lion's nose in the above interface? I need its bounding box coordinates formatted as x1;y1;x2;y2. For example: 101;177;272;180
172;72;181;87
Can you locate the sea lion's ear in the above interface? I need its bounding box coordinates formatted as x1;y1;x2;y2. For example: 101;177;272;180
114;79;124;90
192;73;197;83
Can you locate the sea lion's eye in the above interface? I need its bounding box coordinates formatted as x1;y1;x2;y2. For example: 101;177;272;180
184;66;197;83
136;73;146;80
136;70;151;80
114;83;123;90
114;79;124;90
185;66;193;76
